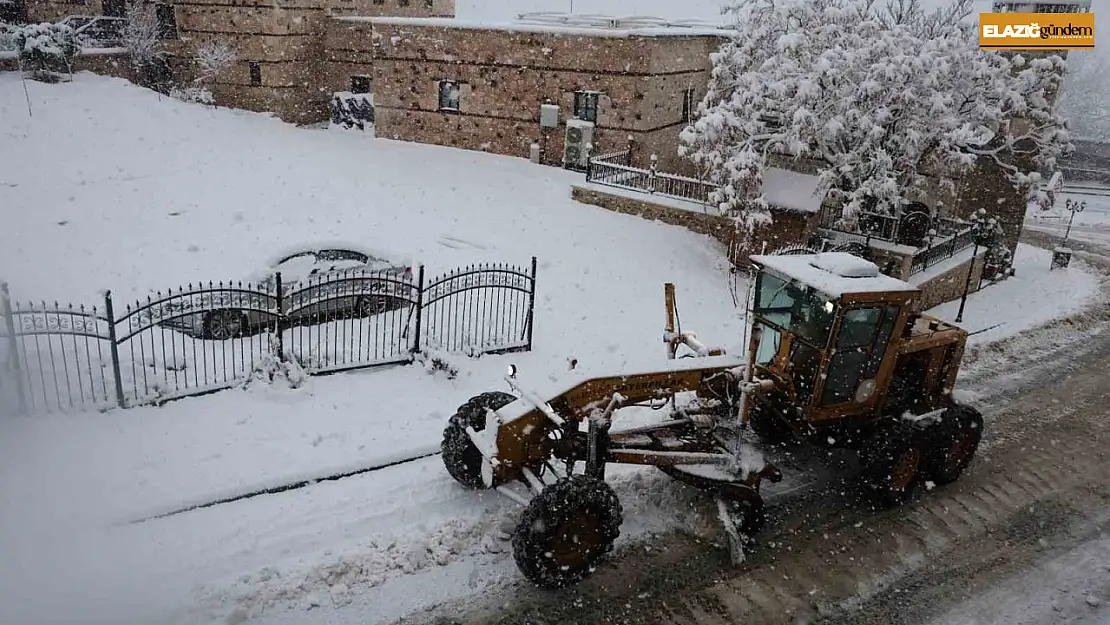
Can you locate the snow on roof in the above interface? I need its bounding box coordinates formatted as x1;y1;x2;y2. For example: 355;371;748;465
761;168;823;214
341;13;737;38
751;252;919;299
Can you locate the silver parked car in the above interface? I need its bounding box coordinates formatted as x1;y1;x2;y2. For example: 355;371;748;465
139;245;416;340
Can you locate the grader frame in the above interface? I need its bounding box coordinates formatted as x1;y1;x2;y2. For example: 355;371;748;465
440;252;984;589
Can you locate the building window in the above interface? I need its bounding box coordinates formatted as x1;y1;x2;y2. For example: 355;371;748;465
573;90;600;123
249;62;262;86
155;4;177;40
350;75;371;94
680;88;695;123
438;79;461;112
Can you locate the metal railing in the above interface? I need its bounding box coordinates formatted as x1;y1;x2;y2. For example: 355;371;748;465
909;227;978;275
585;150;718;207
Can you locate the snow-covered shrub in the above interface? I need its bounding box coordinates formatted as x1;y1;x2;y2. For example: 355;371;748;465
0;22;17;52
242;332;307;390
169;85;215;104
414;349;459;379
681;0;1071;234
11;22;81;82
194;40;235;85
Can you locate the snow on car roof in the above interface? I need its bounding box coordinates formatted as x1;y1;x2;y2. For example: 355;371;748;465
750;252;919;299
262;240;413;270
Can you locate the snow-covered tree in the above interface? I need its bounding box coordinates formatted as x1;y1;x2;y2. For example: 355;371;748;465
194;40;235;85
680;0;1071;233
123;0;164;73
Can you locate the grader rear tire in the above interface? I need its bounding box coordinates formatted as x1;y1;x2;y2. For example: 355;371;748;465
512;475;623;589
927;404;984;486
440;391;516;489
861;425;925;508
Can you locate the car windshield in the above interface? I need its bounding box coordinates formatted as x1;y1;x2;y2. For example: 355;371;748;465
753;270;837;350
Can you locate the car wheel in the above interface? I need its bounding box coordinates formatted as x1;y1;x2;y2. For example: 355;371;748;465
357;296;389;316
203;309;246;340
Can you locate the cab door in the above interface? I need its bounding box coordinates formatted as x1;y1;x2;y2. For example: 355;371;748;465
811;304;901;419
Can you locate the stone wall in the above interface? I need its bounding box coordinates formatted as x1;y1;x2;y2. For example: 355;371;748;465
914;252;986;312
0;49;130;76
172;0;331;124
328;0;453;17
327;20;722;170
570;185;817;266
24;0;96;22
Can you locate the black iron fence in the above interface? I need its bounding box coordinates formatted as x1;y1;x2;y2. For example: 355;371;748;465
586;150;717;206
909;228;978;275
0;259;537;415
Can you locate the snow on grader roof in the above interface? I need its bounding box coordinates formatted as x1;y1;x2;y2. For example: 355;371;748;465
751;252;919;299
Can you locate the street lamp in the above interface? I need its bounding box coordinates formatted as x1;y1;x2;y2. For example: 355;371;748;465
1062;198;1087;244
955;209;996;324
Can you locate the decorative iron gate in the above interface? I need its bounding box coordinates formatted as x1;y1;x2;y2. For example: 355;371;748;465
0;258;538;414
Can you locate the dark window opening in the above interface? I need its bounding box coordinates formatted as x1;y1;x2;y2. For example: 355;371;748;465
350;75;371;94
249;62;262;86
373;0;384;4
438;79;461;112
155;4;177;40
573;91;600;123
820;305;900;405
680;88;695;123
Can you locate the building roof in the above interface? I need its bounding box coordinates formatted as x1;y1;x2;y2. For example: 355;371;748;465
761;168;824;214
750;252;919;299
339;12;738;37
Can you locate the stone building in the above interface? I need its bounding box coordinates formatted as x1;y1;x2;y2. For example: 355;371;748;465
324;14;725;170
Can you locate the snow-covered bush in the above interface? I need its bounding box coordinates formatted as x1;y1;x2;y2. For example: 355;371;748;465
242;333;306;390
11;22;81;82
169;85;215;104
681;0;1071;233
0;22;17;52
194;40;235;85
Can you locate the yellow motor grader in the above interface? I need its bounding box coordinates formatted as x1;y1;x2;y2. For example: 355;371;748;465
440;251;983;588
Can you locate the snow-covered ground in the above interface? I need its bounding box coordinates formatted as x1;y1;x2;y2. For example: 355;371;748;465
0;73;1102;625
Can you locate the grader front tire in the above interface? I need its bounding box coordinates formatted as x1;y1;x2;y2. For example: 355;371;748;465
862;426;925;508
512;475;623;589
927;404;984;486
440;391;517;489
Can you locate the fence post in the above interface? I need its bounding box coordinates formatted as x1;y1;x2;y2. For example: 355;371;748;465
103;290;126;409
525;256;537;351
0;283;28;415
274;272;284;361
412;265;425;355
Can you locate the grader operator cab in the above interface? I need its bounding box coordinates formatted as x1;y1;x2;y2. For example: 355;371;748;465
440;252;983;589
